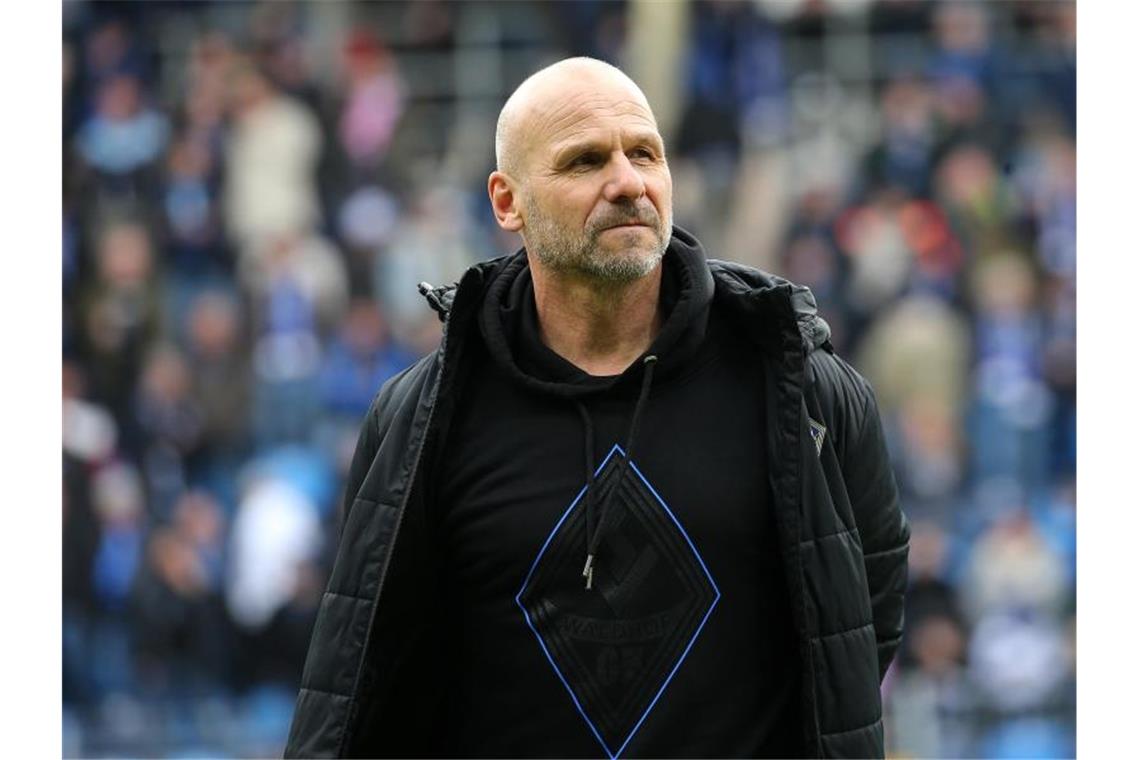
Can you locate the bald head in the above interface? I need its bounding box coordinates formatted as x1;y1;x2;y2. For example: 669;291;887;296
495;57;656;178
487;56;673;285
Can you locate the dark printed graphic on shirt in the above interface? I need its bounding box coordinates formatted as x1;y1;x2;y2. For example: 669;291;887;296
517;445;720;759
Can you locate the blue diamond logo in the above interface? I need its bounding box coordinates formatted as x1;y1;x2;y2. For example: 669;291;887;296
516;445;720;758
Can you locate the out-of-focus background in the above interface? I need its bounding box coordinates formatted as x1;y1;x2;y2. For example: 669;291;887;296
61;0;1075;757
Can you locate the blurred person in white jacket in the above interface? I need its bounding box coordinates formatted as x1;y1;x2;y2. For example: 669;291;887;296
224;59;323;258
226;470;322;632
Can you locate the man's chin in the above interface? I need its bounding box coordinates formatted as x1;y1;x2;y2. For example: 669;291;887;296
579;248;663;283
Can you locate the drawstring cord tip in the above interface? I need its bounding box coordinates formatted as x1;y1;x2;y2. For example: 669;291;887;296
582;554;595;590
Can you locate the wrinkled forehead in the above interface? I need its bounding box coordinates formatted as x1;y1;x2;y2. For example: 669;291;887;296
521;81;660;162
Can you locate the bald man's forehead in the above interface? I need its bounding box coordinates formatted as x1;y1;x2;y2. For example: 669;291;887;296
529;91;656;145
511;91;660;175
496;59;660;175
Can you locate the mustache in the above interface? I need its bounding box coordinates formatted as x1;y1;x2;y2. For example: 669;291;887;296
588;204;661;232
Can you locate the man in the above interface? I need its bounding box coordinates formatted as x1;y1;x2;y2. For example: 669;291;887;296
285;57;908;759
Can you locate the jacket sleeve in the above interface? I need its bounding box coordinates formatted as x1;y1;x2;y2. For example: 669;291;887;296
337;394;384;536
336;361;417;538
843;376;910;680
284;357;431;759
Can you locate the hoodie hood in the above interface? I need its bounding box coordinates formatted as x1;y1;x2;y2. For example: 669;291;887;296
477;227;715;398
419;229;830;363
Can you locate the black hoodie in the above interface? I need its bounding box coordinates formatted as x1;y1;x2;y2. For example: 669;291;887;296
431;233;801;758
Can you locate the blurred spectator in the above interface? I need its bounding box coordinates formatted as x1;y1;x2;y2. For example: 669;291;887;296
934;142;1023;261
335;183;401;289
925;2;1005;152
857;295;970;507
63;360;118;467
162;132;229;283
886;613;974;758
225;455;326;632
678;0;787;158
961;507;1069;623
131;344;204;517
1023;3;1076;132
242;233;349;335
859;76;937;198
131;491;229;699
182;32;235;155
245;3;320;104
968;609;1073;717
886;522;973;758
834;190;914;327
248;559;324;690
899;521;967;662
81;17;149;92
88;462;147;697
858;293;970;417
244;233;348;444
968;253;1052;493
318;298;417;420
1011;121;1076;281
373;185;481;340
75;72;169;180
928;2;998;94
183;288;252;487
63;363;112;706
224;59;323;255
91;463;146;613
78;219;163;422
897;198;965;300
337;30;405;172
673;0;788;251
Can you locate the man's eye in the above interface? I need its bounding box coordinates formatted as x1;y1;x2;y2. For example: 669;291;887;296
570;153;601;168
629;147;655;161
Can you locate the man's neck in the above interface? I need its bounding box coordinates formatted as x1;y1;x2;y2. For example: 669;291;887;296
529;260;664;377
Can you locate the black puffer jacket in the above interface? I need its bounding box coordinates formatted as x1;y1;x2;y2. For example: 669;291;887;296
285;229;909;759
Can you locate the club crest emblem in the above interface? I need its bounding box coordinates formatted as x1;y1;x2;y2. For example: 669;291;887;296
808;417;827;456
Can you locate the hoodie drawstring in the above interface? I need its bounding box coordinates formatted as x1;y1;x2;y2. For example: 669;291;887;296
579;354;658;590
575;402;598;587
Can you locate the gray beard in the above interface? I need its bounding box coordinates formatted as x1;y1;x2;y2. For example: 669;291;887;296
523;200;671;284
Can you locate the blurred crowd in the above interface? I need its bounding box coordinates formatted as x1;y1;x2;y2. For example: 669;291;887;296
61;1;1076;757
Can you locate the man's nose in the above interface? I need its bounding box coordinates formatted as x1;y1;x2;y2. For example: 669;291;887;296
601;152;646;203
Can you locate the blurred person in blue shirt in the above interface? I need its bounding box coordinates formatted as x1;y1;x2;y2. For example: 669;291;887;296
131;344;204;518
162;133;230;284
75;72;169;180
88;461;147;698
318;298;417;420
246;234;349;445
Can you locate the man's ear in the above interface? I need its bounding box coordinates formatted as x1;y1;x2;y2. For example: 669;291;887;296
488;171;524;232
